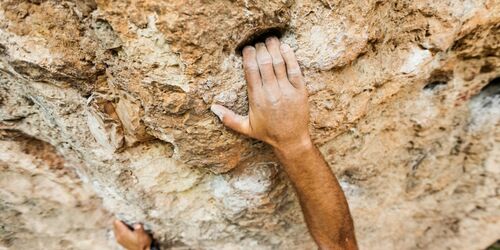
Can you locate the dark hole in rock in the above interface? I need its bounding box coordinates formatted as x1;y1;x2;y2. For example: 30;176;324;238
471;76;500;109
424;70;452;91
480;62;495;73
108;47;123;57
28;0;44;4
486;240;500;250
235;26;286;55
479;76;500;98
424;81;448;90
22;96;35;106
0;44;6;55
469;77;500;128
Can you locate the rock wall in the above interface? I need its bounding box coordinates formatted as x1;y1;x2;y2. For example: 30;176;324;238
0;0;499;249
0;130;115;249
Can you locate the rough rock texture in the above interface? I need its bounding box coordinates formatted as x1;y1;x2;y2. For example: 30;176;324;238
0;130;116;249
0;0;499;249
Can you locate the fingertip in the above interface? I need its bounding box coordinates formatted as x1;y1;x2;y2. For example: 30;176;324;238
255;42;265;49
210;104;226;121
242;46;258;69
210;104;249;135
243;46;255;55
113;220;123;228
265;36;278;44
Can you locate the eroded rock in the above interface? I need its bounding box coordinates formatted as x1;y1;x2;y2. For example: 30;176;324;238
0;0;499;249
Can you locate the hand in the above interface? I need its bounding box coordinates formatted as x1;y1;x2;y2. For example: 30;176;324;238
211;37;311;152
113;220;152;250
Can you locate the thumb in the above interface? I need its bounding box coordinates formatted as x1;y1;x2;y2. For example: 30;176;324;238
211;104;251;136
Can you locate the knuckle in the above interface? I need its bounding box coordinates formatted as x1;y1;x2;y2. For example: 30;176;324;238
258;58;273;65
265;36;278;44
287;69;302;76
272;60;285;66
257;53;273;64
245;68;260;76
289;75;304;84
275;71;288;80
244;62;259;71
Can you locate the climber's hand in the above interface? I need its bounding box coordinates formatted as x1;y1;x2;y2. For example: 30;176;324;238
211;37;311;152
113;220;152;250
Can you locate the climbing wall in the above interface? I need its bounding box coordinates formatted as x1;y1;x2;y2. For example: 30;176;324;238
0;0;499;249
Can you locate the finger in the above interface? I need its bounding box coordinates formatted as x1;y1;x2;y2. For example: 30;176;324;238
280;43;305;89
113;220;134;244
242;46;262;94
211;104;251;136
255;42;278;87
265;37;287;82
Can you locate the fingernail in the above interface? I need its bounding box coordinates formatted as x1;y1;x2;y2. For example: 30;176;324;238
210;104;224;120
134;224;142;230
280;43;291;52
265;36;276;43
243;46;254;52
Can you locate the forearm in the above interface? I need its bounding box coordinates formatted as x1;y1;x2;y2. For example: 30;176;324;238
274;140;357;250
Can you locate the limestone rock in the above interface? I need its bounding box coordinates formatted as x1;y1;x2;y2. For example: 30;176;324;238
0;0;499;249
0;130;116;249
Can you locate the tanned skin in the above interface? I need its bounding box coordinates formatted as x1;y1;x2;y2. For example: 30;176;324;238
212;37;357;249
113;220;152;250
113;37;357;250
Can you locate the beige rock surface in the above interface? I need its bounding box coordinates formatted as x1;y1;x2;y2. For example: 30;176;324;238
0;130;116;249
0;0;499;249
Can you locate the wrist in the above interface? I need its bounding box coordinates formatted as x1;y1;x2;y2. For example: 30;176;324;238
273;135;314;160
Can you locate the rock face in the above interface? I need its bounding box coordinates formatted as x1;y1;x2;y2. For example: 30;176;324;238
0;0;499;249
0;130;115;249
